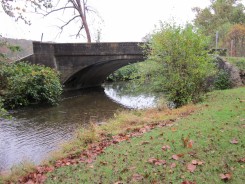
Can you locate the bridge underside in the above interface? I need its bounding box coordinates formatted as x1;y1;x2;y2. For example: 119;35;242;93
63;58;142;90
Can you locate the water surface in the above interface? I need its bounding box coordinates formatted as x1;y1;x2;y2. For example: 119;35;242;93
0;83;157;171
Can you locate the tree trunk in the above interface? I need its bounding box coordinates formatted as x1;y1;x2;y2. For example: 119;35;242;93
73;0;91;43
80;13;91;43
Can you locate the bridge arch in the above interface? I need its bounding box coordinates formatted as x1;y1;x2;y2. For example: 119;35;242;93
63;58;143;90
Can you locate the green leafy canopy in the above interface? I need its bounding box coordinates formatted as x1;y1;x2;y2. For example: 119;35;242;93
141;23;217;107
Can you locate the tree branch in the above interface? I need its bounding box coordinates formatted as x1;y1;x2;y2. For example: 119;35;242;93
44;6;74;16
62;1;71;14
60;15;80;30
69;0;79;12
76;25;84;38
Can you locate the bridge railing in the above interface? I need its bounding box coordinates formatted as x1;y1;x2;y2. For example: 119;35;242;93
32;41;145;56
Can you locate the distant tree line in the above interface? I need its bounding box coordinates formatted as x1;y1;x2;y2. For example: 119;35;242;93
193;0;245;57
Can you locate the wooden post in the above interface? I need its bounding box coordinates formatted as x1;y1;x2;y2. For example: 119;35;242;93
41;33;43;42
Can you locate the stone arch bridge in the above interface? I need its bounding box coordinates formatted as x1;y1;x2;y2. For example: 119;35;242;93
21;42;145;90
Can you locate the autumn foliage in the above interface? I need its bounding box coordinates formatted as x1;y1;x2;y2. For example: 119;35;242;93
226;24;245;57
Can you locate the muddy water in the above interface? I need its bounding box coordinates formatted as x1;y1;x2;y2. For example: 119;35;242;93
0;82;157;171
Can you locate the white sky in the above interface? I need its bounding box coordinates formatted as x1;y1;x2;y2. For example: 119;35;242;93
0;0;213;42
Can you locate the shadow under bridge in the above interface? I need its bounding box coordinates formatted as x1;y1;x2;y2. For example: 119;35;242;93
64;56;144;90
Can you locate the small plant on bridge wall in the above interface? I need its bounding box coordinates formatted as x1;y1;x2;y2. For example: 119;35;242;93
0;61;63;109
140;22;217;107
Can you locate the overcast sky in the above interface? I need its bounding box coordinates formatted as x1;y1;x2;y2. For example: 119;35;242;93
0;0;215;42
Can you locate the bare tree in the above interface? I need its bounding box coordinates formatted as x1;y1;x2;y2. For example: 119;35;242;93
1;0;98;43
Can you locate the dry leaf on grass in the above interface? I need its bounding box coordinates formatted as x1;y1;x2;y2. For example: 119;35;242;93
238;157;245;163
132;174;143;181
162;145;171;151
187;164;196;173
220;173;232;181
230;138;239;144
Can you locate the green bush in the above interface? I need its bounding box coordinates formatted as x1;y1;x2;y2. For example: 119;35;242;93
213;69;232;90
0;61;63;109
107;64;139;82
0;96;7;118
141;23;217;107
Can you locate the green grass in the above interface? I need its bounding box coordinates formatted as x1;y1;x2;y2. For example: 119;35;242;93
45;87;245;184
224;57;245;70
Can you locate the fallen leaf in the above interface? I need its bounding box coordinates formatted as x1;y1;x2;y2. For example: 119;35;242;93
230;138;239;144
154;160;166;166
181;181;196;184
86;158;94;164
139;126;151;133
162;145;171;151
132;174;143;181
171;127;177;132
187;140;194;148
148;158;166;165
177;153;184;158
45;166;54;172
100;161;108;165
170;162;177;168
114;182;123;184
238;157;245;163
192;160;198;165
172;154;179;160
187;164;196;173
220;173;232;181
188;151;196;156
151;180;158;184
66;162;71;166
182;136;189;147
25;180;35;184
36;174;47;183
141;141;150;145
112;140;119;144
148;158;157;163
121;168;129;173
191;160;204;165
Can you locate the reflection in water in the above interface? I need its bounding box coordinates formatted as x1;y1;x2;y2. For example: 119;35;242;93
0;83;157;172
103;83;157;109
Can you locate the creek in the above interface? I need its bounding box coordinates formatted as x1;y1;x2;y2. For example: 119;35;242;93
0;82;157;172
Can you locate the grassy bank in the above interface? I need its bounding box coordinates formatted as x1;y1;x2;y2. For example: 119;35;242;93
46;87;244;183
1;87;245;183
0;99;198;183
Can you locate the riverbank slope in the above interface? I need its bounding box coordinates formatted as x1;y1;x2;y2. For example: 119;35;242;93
1;87;245;183
46;87;245;183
